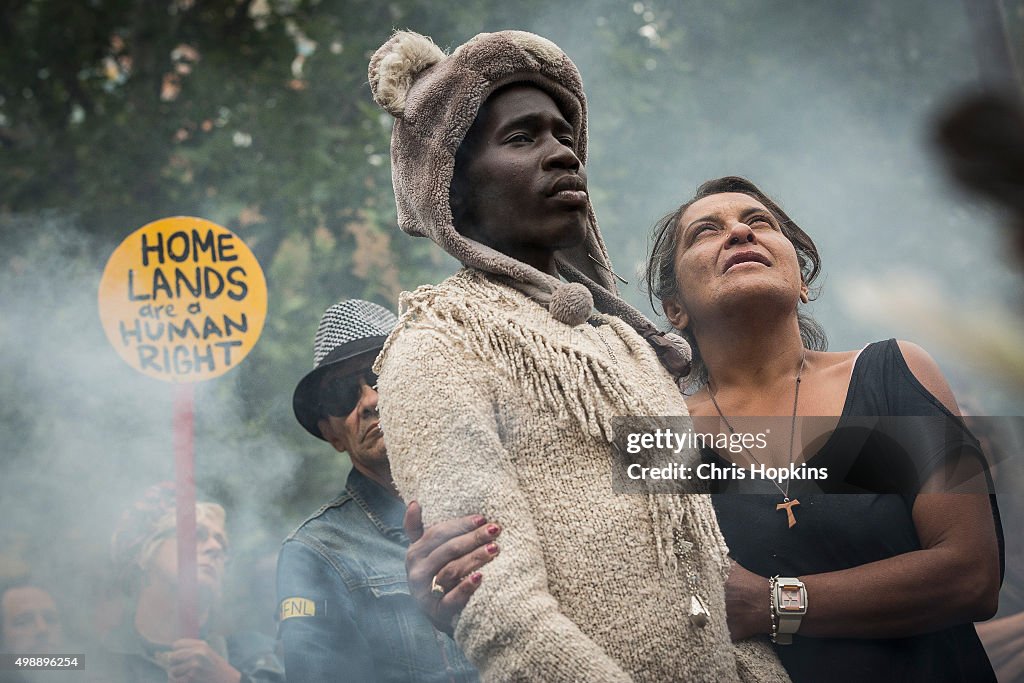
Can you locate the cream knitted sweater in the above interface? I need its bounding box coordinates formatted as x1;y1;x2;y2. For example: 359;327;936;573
376;270;789;683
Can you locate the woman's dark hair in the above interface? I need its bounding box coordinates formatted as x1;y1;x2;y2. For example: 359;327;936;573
643;176;827;387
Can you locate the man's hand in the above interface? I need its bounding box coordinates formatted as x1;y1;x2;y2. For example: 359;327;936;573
725;560;771;642
404;501;501;635
163;638;241;683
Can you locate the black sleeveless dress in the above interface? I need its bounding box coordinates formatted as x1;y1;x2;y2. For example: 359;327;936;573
704;340;1003;683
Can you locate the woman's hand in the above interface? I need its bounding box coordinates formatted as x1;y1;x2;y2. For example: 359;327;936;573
163;639;241;683
725;560;771;642
403;501;502;635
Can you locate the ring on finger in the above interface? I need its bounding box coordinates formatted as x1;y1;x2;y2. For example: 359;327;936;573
430;575;446;597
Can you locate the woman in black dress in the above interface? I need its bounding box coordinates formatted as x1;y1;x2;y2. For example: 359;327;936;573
647;176;1002;682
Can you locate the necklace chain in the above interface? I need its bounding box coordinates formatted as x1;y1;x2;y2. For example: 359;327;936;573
707;350;806;500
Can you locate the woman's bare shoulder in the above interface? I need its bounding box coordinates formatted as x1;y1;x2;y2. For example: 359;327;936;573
894;340;961;416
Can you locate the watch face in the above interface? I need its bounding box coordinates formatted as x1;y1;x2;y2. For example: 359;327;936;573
778;586;805;612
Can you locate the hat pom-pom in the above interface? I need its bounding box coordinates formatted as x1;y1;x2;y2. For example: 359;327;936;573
369;31;446;117
549;282;593;327
661;331;692;366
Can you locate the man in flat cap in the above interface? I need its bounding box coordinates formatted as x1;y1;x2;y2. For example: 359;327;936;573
277;299;476;682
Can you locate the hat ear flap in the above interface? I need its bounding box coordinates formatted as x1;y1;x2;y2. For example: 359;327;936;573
368;31;446;118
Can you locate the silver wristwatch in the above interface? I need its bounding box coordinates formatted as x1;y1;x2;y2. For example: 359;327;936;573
772;577;807;644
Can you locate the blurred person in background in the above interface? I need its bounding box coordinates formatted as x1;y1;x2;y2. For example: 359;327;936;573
100;483;283;683
277;299;477;682
0;578;63;655
937;89;1024;683
0;577;67;683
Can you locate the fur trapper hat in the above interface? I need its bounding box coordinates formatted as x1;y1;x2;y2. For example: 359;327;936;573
369;30;617;327
369;30;692;379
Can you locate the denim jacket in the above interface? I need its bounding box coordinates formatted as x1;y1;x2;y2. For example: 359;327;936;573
276;469;477;683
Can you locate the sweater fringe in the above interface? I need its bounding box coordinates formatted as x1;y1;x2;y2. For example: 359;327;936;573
380;271;667;441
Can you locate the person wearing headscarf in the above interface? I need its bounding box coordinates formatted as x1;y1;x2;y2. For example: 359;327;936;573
100;483;283;683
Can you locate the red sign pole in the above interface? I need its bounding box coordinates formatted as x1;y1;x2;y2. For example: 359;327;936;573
173;382;199;639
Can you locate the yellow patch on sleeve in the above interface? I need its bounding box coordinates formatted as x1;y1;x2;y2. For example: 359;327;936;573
279;597;317;620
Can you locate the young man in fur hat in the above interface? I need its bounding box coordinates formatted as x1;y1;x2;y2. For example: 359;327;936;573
368;30;787;683
276;299;477;682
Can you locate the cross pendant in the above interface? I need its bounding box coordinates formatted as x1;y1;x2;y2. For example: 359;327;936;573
776;498;800;528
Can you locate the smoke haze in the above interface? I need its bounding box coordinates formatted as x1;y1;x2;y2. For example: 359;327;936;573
1;0;1022;656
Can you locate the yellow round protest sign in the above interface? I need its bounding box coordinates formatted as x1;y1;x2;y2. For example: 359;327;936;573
98;217;267;382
